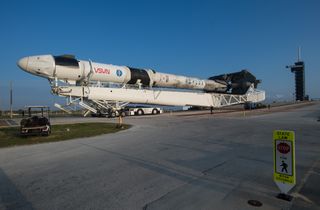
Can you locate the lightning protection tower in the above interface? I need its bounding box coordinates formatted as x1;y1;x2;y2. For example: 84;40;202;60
286;48;307;101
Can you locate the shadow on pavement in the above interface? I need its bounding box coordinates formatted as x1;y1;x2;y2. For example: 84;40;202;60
0;168;34;210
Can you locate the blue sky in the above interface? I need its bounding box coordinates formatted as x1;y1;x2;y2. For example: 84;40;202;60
0;0;319;109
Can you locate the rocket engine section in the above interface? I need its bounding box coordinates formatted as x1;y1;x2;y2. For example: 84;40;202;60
208;70;261;94
18;54;260;94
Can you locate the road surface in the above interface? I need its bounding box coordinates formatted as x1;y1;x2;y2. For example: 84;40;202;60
0;103;319;209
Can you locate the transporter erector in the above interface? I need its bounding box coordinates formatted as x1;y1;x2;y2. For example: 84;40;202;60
18;54;265;116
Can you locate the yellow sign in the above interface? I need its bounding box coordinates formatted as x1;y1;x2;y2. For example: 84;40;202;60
273;130;296;193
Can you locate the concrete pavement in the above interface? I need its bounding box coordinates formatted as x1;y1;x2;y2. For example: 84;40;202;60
0;103;319;209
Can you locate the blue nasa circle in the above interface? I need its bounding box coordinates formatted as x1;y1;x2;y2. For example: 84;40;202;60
116;69;123;77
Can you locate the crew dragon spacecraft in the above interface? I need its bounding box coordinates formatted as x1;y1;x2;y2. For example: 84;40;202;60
18;54;260;94
17;54;265;111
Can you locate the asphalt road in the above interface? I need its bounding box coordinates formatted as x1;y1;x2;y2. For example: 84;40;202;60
0;103;320;210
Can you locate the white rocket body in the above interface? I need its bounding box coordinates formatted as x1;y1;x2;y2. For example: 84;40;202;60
17;55;228;92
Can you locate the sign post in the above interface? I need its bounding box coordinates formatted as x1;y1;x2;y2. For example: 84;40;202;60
273;130;296;201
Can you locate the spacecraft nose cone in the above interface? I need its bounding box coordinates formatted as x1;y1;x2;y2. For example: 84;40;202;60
17;57;29;71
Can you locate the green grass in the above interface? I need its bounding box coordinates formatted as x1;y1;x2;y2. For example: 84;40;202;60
0;123;130;148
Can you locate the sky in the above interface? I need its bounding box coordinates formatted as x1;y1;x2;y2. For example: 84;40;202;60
0;0;319;109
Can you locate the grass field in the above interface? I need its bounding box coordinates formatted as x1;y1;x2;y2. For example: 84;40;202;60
0;123;130;148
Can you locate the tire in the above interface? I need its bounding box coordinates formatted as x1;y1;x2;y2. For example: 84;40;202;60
42;131;49;136
109;112;116;118
152;109;159;115
136;109;144;115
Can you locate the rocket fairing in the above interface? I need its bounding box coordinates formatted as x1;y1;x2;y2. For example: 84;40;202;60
17;54;259;94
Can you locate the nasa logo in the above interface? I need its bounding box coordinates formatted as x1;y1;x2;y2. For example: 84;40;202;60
116;69;123;77
277;142;290;154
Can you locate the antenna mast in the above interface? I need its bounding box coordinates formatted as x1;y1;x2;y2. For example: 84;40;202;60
298;47;301;62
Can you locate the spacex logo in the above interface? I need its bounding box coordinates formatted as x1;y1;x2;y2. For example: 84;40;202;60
116;69;123;77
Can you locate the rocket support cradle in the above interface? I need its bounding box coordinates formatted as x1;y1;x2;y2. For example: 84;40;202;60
54;85;265;108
